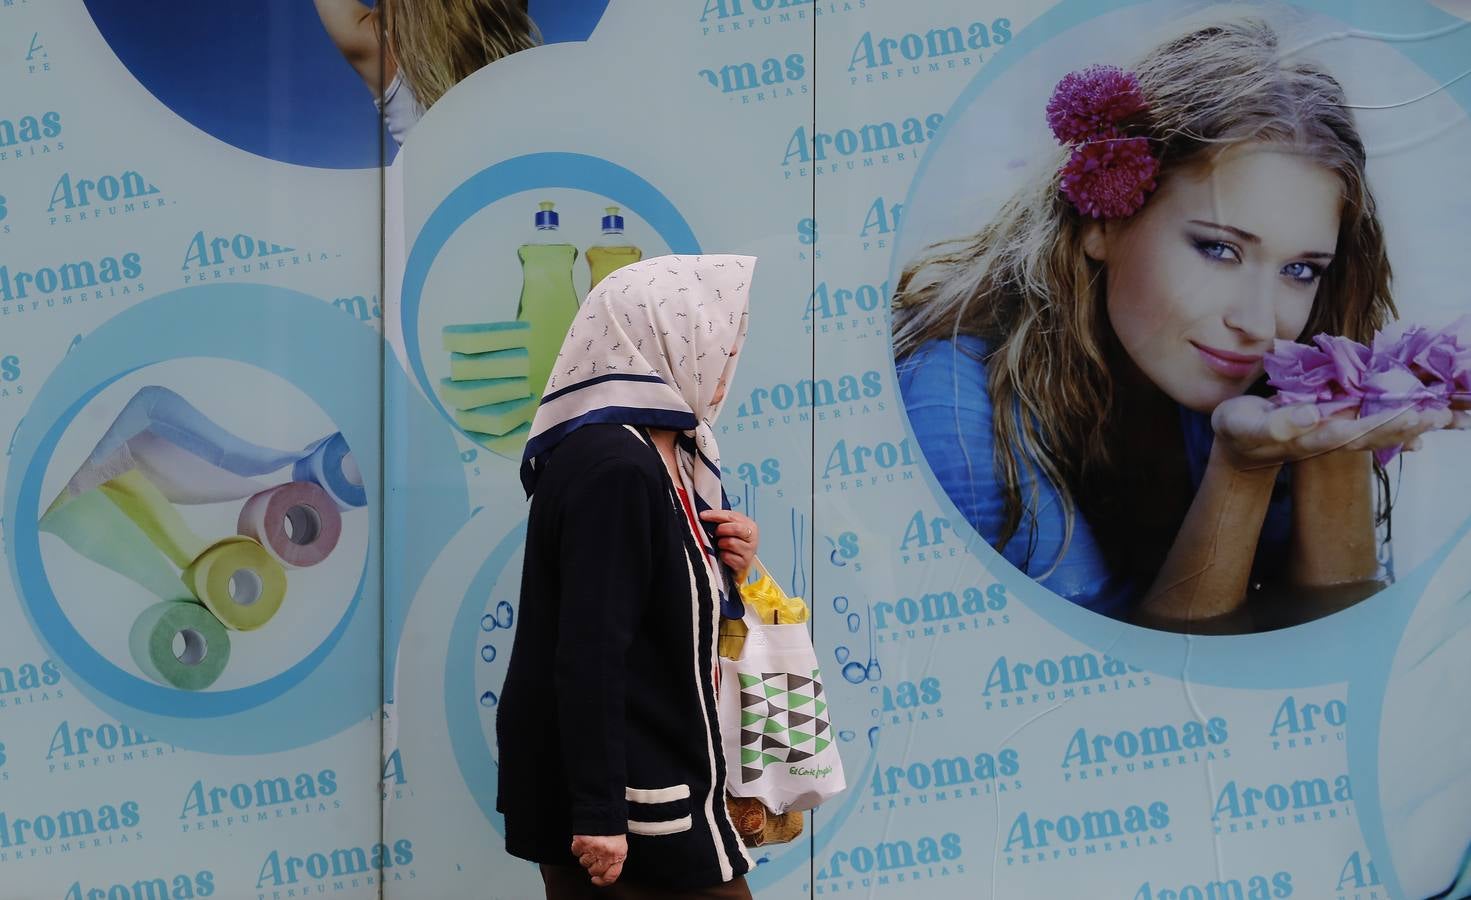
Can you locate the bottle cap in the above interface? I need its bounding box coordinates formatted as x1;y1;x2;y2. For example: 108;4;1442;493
600;206;625;235
535;201;559;231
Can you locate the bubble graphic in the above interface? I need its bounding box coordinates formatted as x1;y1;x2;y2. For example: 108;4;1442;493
847;613;861;633
832;595;849;613
481;645;497;663
480;614;498;632
835;647;850;664
839;730;856;742
479;691;499;708
494;601;515;629
842;662;867;684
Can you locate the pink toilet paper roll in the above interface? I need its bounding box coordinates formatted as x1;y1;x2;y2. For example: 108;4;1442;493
237;481;342;568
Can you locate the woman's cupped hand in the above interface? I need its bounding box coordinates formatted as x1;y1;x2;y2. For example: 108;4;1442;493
1211;394;1471;471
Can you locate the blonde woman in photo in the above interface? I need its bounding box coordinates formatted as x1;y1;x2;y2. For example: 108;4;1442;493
893;17;1465;632
313;0;540;144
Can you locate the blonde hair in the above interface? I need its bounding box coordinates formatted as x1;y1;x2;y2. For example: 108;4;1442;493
382;0;541;109
892;16;1395;569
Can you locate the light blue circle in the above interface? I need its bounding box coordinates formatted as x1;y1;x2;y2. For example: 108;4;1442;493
888;0;1471;689
400;152;701;454
4;284;458;753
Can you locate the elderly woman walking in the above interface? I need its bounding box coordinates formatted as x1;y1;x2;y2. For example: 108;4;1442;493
497;255;762;898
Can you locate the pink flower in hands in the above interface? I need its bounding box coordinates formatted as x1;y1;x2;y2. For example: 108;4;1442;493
1312;334;1371;396
1265;339;1337;404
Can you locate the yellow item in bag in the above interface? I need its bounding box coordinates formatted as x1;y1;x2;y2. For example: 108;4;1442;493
718;558;807;660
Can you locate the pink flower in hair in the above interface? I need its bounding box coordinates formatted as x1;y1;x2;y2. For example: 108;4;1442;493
1058;137;1159;220
1046;65;1149;143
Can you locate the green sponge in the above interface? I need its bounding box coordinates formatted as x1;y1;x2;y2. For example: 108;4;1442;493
442;321;531;354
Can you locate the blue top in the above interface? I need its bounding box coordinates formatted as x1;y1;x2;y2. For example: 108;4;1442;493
897;336;1292;617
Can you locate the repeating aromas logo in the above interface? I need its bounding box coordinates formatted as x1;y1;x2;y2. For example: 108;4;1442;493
798;197;907;261
46;718;177;775
782;113;944;180
179;230;340;285
1133;869;1293;900
48;170;169;227
1;189;9;234
254;838;415;894
699;0;867;37
698;51;807;104
1004;800;1172;866
865;746;1022;815
0;252;146;318
822;435;917;494
1335;850;1384;900
1061;716;1230;784
804;276;889;339
1268;694;1346;752
24;32;48;76
0;110;62;161
65;870;214;900
178;768;341;833
1;352;21;400
846;18;1012;86
0;657;62;710
724;370;885;435
898;509;960;565
0;799;143;862
812;831;963;894
0;740;8;783
871;583;1011;645
1211;773;1353;836
332;292;382;322
873;676;945;727
381;749;413;801
982;651;1149;711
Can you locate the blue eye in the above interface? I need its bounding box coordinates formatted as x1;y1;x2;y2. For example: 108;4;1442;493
1283;262;1324;285
1193;239;1241;263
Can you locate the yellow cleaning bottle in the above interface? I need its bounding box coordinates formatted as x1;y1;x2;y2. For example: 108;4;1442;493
516;201;579;401
585;206;643;290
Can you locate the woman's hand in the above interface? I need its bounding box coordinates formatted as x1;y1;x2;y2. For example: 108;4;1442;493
571;834;627;887
700;509;759;578
1211;395;1459;471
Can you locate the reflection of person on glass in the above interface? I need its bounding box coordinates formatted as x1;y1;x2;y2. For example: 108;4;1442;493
893;19;1464;630
312;0;540;144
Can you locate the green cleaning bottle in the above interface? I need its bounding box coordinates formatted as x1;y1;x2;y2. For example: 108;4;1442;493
516;201;579;401
586;206;643;290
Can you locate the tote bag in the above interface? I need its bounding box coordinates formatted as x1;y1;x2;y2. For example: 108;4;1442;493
718;561;846;815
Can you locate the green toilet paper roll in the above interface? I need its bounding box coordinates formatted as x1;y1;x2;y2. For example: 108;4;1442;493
183;536;287;631
129;600;231;690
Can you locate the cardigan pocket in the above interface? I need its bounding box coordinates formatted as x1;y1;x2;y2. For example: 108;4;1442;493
625;784;693;836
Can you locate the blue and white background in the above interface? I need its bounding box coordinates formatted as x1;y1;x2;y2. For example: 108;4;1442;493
3;0;1470;897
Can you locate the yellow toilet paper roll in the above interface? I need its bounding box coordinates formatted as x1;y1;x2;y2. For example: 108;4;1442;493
183;536;287;631
129;600;231;690
97;469;207;568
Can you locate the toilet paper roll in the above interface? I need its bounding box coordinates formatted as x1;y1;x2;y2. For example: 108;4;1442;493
129;600;231;690
293;432;366;510
238;481;342;568
39;489;193;602
97;469;208;568
58;386;366;515
183;537;287;631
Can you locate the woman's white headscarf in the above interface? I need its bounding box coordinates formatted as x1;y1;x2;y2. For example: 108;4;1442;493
520;253;755;554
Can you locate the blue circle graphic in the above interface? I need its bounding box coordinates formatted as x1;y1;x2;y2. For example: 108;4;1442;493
888;0;1471;690
83;0;388;169
4;285;454;753
400;152;701;450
